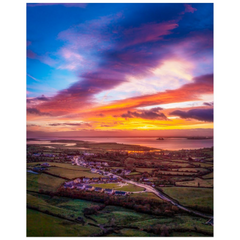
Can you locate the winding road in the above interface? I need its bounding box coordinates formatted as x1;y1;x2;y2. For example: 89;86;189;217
73;156;213;220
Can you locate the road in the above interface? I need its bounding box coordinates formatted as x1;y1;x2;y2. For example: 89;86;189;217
73;156;213;220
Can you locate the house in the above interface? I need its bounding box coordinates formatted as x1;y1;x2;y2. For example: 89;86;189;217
92;178;99;182
76;184;85;190
41;163;50;167
85;185;95;191
82;178;90;183
74;178;81;183
95;187;104;193
104;189;114;195
109;177;118;182
64;182;75;189
114;191;127;196
102;177;109;182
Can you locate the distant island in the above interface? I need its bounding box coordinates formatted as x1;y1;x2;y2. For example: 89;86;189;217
156;137;164;140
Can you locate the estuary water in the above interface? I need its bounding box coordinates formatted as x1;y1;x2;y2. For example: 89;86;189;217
27;137;213;150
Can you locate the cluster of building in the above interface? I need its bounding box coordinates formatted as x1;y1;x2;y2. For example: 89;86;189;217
63;181;129;196
30;162;51;172
71;156;109;168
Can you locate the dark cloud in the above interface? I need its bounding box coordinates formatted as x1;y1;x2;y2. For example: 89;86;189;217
27;95;50;103
121;107;168;120
27;108;51;116
27;124;39;127
100;124;112;127
49;122;91;127
204;102;213;107
97;113;105;117
169;108;213;122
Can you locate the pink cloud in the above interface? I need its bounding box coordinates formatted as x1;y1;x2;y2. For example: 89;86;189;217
122;21;178;47
27;49;36;59
183;4;197;14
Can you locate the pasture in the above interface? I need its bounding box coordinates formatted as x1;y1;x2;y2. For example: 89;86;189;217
45;167;102;179
27;172;65;192
161;187;213;211
90;183;144;192
175;178;213;188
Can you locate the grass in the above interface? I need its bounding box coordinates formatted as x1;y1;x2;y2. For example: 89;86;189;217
160;162;192;168
28;162;89;171
191;162;213;168
135;168;156;173
129;192;163;202
27;172;65;192
202;172;213;179
157;170;197;176
89;183;144;192
161;187;213;211
26;190;212;237
45;167;102;179
127;213;213;236
27;208;100;237
119;184;144;192
27;192;104;221
175;177;213;188
172;167;209;173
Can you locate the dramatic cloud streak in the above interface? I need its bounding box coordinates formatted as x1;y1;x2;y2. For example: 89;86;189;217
121;107;167;120
170;108;213;122
27;3;213;135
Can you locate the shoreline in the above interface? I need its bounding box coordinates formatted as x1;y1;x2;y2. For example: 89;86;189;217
26;138;213;151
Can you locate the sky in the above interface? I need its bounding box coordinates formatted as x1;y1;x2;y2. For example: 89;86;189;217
26;3;213;137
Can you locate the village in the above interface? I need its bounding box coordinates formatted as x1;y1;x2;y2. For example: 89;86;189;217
27;141;214;237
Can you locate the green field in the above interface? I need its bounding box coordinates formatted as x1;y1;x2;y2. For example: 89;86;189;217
27;208;100;237
136;168;156;173
45;166;102;179
27;192;103;220
161;162;192;168
27;172;65;192
28;162;89;171
161;187;213;211
175;177;213;188
157;170;197;176
90;183;144;192
191;162;213;168
202;172;213;179
126;192;164;203
172;167;209;173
